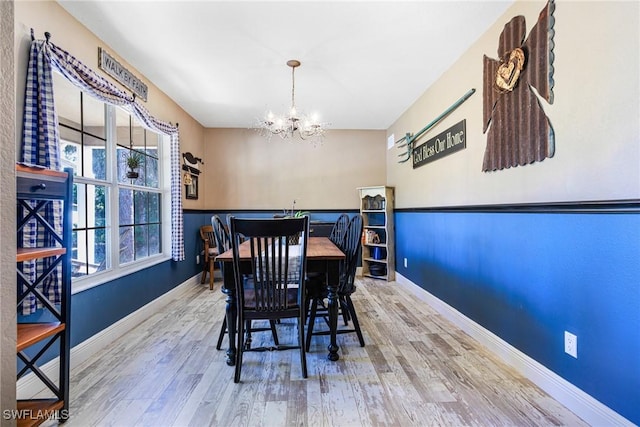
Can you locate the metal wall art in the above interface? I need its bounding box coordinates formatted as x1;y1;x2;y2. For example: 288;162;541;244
482;0;556;172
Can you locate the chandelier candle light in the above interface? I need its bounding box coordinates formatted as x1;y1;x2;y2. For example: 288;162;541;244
259;60;327;142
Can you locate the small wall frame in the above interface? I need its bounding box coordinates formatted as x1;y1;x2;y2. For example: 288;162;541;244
185;174;198;199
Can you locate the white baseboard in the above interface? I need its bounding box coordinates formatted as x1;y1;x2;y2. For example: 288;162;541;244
17;274;201;399
394;272;633;427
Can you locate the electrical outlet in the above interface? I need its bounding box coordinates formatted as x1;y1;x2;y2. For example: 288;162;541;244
404;258;408;268
196;255;200;265
564;331;577;358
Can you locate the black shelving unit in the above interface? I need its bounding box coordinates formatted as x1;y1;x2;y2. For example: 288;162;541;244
16;164;72;426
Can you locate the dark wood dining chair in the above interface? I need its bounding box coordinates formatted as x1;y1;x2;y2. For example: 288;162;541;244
229;216;309;383
328;213;350;247
199;225;217;290
212;215;279;352
306;214;365;351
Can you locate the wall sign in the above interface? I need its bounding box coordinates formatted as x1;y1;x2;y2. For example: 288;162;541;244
98;47;148;101
413;120;466;169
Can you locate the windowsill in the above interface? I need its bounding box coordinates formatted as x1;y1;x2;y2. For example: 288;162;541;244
71;253;172;295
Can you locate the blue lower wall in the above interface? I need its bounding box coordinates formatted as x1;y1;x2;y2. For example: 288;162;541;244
395;208;640;424
69;211;203;347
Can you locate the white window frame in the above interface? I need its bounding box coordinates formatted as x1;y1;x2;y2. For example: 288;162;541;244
70;103;171;294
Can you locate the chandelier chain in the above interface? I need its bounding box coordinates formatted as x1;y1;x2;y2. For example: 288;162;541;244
291;65;296;111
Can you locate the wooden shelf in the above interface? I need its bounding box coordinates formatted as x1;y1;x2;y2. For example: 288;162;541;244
16;247;66;263
17;323;65;352
364;257;388;264
17;399;65;427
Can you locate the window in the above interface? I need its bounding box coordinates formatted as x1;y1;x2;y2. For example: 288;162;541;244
54;73;170;288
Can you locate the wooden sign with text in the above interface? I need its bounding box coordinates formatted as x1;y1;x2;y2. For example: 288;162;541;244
98;47;148;101
413;120;466;168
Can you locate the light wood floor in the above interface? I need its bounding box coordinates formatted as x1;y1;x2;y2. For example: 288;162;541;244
53;276;587;426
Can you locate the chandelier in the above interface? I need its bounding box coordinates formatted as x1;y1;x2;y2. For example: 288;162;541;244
258;60;327;142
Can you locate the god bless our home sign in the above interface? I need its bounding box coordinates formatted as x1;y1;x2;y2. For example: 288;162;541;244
413;120;466;169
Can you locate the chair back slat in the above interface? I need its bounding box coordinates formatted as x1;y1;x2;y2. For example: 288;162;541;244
329;213;350;248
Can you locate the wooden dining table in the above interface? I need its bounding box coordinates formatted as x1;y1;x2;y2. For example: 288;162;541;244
215;236;346;365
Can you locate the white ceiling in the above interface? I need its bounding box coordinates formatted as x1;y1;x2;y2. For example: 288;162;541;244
57;1;513;130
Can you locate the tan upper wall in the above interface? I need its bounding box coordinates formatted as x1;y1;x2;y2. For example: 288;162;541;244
387;0;640;208
14;0;206;209
203;128;386;210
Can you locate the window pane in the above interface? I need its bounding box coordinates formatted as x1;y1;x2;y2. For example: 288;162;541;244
145;133;158;158
82;92;106;139
75;183;107;229
134;225;148;259
117;147;128;183
72;227;107;277
119;226;134;264
134;191;148;224
73;183;86;229
131;115;145;148
61;136;81;177
85;136;107;180
132;151;146;186
115;107;130;147
148;224;160;255
145;154;158;188
119;189;134;226
88;228;107;274
71;229;86;277
149;193;160;222
53;72;81;125
88;184;107;228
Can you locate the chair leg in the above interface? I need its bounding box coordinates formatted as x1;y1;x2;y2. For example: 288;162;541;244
269;320;280;346
299;313;308;378
234;314;245;383
200;264;206;284
305;298;319;351
216;316;227;350
245;320;253;350
341;296;350;325
209;261;215;290
345;295;365;347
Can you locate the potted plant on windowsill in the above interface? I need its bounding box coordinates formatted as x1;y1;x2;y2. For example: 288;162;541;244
126;152;142;179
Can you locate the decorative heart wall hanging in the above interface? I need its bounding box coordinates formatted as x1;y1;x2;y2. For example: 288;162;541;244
482;0;556;172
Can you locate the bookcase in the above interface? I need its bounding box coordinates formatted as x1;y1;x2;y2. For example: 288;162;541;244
358;186;395;281
16;164;72;425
